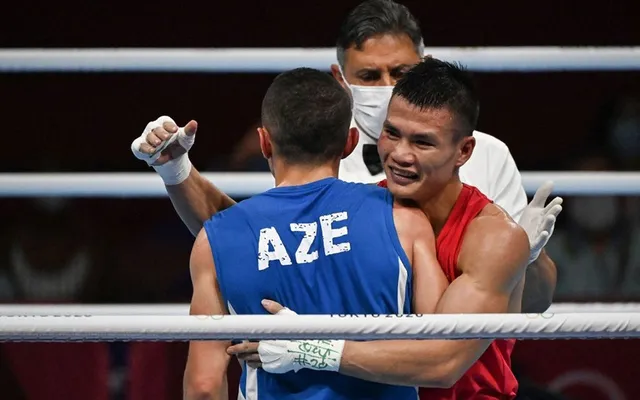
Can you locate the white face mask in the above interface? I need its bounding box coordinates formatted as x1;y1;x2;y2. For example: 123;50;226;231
339;66;393;141
569;196;619;232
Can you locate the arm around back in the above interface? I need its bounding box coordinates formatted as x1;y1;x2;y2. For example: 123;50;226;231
339;212;530;388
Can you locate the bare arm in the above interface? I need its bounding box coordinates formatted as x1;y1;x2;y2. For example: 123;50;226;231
183;229;231;400
404;208;449;314
167;168;236;236
412;231;449;314
521;249;557;313
339;215;530;388
392;205;449;314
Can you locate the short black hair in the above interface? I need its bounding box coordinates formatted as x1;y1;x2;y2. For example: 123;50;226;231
261;68;353;165
393;58;479;139
336;0;424;68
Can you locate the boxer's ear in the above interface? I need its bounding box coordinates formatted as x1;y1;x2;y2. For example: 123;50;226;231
455;135;475;168
342;127;359;159
257;127;273;159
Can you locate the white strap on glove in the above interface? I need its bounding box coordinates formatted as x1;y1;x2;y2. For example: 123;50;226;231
258;307;345;374
130;116;195;185
518;181;563;265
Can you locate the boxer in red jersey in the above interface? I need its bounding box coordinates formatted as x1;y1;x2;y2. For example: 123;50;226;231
377;181;519;399
230;57;533;399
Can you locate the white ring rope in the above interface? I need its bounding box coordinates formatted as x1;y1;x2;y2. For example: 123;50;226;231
0;303;638;316
2;171;640;197
1;47;640;73
0;313;638;341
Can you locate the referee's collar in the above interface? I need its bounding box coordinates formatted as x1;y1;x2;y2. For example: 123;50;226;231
350;119;383;176
362;144;382;176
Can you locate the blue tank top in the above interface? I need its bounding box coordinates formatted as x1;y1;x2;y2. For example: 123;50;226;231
204;177;416;400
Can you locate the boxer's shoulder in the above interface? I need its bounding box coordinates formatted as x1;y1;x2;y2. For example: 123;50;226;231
469;204;526;243
459;204;529;275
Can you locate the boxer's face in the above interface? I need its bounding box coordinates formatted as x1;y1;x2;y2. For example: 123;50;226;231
331;34;421;87
378;96;475;202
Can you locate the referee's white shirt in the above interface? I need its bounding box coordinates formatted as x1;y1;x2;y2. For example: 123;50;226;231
338;121;528;222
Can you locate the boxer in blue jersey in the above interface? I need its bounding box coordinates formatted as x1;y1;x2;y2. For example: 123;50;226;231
183;67;448;400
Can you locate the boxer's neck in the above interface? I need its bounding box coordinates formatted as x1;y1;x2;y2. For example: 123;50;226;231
419;178;463;236
273;159;339;188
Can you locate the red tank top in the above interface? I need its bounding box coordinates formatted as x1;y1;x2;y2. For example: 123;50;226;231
377;181;518;400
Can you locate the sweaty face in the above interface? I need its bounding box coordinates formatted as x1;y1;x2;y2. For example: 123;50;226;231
378;96;473;202
342;34;421;86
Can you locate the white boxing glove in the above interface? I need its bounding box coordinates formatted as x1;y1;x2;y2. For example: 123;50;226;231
131;116;196;185
518;181;563;265
258;306;345;374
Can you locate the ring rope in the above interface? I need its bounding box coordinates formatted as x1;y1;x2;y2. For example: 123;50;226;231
1;303;638;316
0;313;639;342
1;47;639;72
2;171;640;197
